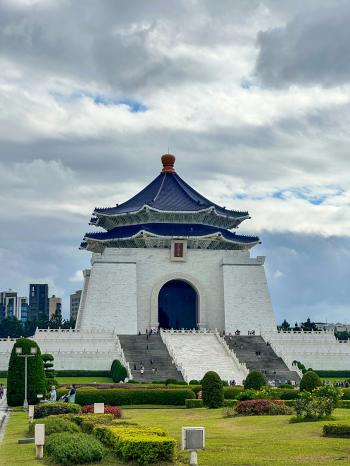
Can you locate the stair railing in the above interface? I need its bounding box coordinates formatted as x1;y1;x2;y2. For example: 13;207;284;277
214;331;249;378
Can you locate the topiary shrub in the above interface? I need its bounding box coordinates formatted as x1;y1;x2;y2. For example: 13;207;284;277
236;399;291;416
45;432;105;465
29;416;81;436
185;399;203;408
243;371;267;390
7;338;47;406
236;389;257;401
323;424;350;438
299;371;322;392
82;405;122;418
34;402;81;419
110;360;128;383
201;371;224;408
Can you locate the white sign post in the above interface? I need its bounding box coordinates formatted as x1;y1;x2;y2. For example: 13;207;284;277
35;424;45;459
182;427;205;465
94;403;104;414
28;405;34;423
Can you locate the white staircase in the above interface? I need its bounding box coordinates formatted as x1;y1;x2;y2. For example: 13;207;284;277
161;330;248;384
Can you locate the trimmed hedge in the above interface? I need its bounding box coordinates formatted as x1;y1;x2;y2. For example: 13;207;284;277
272;389;300;400
95;425;175;464
223;386;244;399
111;360;128;383
55;370;111;377
223;399;237;407
323;424;350;438
45;432;105;465
338;400;350;408
185;399;203;408
29;416;80;436
0;371;7;377
316;371;350;378
341;389;350;400
70;388;195;406
34;402;81;419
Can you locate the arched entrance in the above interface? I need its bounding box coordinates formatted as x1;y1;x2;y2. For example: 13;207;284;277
158;279;198;329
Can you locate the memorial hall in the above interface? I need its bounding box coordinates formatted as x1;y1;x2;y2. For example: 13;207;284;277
0;154;348;383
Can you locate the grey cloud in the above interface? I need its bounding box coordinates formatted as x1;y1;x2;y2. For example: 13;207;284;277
255;1;350;87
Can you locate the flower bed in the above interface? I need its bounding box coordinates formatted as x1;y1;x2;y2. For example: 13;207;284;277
235;399;291;416
82;404;122;418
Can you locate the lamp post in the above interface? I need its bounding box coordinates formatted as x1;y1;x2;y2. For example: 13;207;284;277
16;346;37;409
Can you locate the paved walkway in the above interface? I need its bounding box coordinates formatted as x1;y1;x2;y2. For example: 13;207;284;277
0;389;8;442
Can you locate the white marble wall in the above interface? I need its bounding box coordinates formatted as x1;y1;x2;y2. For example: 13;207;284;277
263;330;350;370
77;247;276;335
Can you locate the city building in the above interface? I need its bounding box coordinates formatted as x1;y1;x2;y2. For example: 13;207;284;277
16;297;29;322
28;284;49;320
0;290;18;319
48;295;62;320
70;290;82;321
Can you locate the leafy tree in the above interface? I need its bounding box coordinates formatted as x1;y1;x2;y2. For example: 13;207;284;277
244;370;267;390
0;317;23;338
281;319;291;331
299;370;322;392
7;338;47;406
201;371;224;408
301;318;317;332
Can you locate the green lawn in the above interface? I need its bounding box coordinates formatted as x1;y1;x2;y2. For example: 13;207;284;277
2;408;350;465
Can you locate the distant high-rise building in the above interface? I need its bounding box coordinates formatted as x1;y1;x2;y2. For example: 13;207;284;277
49;295;62;319
17;297;29;321
28;284;49;320
0;290;18;319
70;290;82;321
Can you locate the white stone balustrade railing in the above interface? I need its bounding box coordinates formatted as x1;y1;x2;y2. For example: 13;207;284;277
160;330;188;379
214;331;249;378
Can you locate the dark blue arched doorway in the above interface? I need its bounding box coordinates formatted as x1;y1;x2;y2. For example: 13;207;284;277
158;280;198;329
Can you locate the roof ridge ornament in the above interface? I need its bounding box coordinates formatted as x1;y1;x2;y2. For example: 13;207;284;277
161;153;176;173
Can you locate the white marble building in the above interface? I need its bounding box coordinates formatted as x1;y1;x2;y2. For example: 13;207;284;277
0;154;349;373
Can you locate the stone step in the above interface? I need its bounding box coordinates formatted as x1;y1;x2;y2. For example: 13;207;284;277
119;334;183;382
225;335;300;384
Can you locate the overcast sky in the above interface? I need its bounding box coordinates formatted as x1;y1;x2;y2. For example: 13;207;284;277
0;0;349;324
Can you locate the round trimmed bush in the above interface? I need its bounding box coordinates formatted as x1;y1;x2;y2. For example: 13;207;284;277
45;432;105;465
201;371;224;408
29;417;80;436
34;402;81;419
110;360;127;383
7;338;47;406
243;371;267;390
300;371;321;392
